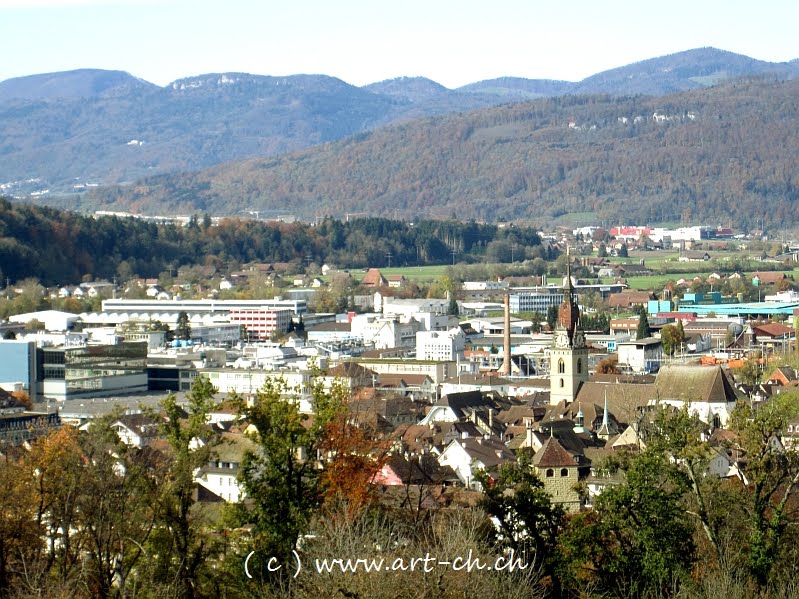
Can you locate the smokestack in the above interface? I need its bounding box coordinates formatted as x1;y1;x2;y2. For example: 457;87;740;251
501;293;511;376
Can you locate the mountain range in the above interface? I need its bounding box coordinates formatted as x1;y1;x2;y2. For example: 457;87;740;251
1;47;798;226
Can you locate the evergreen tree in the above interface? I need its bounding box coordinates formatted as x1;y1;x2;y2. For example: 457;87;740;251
546;305;558;332
234;375;345;583
176;310;192;341
636;311;651;339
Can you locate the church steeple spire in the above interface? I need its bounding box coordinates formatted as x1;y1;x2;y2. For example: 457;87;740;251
550;245;589;406
557;246;581;344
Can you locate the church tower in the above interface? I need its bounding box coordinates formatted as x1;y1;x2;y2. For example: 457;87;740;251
550;248;589;405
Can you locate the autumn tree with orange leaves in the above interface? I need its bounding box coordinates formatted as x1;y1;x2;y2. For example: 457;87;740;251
318;400;392;518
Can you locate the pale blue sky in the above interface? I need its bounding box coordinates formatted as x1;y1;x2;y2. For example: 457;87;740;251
1;0;797;88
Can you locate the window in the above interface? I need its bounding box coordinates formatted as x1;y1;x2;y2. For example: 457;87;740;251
558;359;565;374
546;469;554;478
560;468;569;477
577;359;582;374
559;378;564;388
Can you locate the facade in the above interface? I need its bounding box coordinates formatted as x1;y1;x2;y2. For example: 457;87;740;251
195;432;255;503
8;310;80;331
37;342;148;401
0;340;38;402
350;358;454;386
415;328;466;361
229;308;292;341
509;289;566;314
101;298;307;316
533;436;584;512
617;338;663;373
0;411;61;444
350;314;421;349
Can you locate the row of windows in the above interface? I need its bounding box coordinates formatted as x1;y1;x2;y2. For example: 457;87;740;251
556;358;582;374
545;468;571;477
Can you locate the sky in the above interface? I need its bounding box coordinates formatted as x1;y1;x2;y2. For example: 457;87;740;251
1;0;798;89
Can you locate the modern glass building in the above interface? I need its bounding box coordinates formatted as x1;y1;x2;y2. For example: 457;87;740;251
37;342;148;400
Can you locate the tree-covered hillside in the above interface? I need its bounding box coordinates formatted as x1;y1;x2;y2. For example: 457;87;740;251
77;77;799;228
0;199;541;285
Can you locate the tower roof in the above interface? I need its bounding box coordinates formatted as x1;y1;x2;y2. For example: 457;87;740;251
557;247;580;339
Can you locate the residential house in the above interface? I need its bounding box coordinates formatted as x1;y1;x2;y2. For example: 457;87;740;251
111;413;160;448
420;391;498;425
655;364;742;427
195;432;256;503
362;268;388;288
437;435;516;489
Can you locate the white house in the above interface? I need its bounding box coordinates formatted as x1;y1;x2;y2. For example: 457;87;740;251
195;432;256;503
654;364;742;427
437;435;516;489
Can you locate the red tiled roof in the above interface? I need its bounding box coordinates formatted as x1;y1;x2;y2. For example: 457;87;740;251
533;436;578;468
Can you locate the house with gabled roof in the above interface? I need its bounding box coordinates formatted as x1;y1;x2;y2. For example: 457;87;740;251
110;413;160;448
437;435;516;489
768;367;799;387
362;268;388;288
654;364;742;427
195;431;257;503
420;391;498;425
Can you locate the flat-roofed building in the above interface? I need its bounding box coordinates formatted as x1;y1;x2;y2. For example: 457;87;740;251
229;308;292;341
102;298;307;316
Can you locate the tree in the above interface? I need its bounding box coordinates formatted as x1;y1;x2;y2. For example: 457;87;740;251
319;384;392;517
447;292;459;316
175;310;191;341
76;412;157;598
476;452;564;592
546;305;558;332
24;318;45;332
595;356;619;374
560;444;695;597
727;393;799;587
150;375;221;599
234;375;344;582
636;311;651;340
734;356;764;386
660;323;686;356
0;447;43;594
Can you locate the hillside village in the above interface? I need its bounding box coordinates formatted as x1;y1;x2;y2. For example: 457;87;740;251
2;221;799;482
3;219;799;596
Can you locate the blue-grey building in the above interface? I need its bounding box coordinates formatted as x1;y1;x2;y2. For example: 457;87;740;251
0;340;37;402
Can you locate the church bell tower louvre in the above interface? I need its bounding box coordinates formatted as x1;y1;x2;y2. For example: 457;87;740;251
550;247;589;405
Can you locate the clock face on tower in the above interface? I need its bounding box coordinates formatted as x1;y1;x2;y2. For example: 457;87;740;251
573;330;585;348
555;330;570;348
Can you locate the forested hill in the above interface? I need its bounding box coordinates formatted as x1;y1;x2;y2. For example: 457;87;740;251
80;77;799;228
0;199;541;285
2;48;797;198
